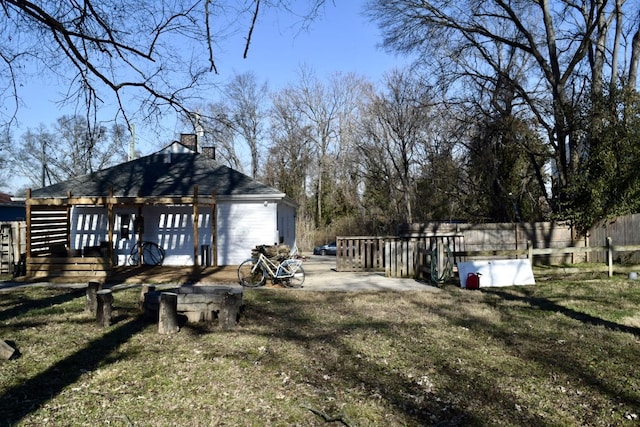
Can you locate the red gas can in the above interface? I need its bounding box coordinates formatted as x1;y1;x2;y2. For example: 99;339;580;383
466;273;480;289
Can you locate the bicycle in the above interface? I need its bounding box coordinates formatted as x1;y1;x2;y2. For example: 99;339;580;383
237;252;305;288
128;241;165;266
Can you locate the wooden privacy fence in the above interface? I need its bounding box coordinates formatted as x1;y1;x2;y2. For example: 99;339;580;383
337;221;577;277
336;235;465;277
337;235;640;279
335;237;385;272
418;237;640;279
384;235;465;278
589;213;640;263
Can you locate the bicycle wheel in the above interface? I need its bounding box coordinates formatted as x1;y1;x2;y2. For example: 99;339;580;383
142;241;165;265
128;242;140;265
238;259;266;287
281;259;305;288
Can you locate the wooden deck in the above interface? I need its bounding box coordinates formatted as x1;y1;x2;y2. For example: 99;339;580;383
27;256;111;280
18;261;239;285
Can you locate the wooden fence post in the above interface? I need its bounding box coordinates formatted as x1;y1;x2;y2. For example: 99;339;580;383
436;239;445;281
384;240;390;277
85;281;102;315
527;240;533;264
158;292;179;334
607;237;613;277
96;289;114;327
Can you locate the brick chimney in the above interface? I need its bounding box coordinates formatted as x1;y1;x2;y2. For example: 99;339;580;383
180;133;197;152
201;146;216;160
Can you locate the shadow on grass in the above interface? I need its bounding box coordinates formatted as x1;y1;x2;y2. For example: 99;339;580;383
454;288;640;415
242;291;482;426
0;315;149;425
0;287;84;323
105;265;236;287
483;288;640;337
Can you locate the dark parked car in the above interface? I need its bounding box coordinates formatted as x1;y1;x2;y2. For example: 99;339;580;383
313;242;336;256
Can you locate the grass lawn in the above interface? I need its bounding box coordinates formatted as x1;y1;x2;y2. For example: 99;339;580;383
1;277;640;426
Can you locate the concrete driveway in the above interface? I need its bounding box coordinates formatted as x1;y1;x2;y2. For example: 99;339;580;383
295;255;441;292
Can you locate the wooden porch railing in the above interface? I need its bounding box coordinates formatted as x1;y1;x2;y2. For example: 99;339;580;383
27;256;112;280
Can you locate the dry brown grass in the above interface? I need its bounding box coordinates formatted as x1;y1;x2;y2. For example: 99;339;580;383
1;277;640;426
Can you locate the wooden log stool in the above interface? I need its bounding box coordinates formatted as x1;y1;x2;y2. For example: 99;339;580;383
85;281;102;315
139;285;156;312
96;289;114;327
158;292;180;334
219;289;243;330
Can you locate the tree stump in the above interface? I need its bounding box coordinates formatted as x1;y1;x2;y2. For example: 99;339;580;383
219;290;243;329
85;281;102;315
158;292;179;334
96;289;114;327
139;285;156;312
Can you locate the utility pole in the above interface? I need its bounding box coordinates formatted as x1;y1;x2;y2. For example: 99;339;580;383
129;124;136;161
41;139;47;188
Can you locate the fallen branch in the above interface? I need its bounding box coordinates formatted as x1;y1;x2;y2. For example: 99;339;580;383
301;404;355;427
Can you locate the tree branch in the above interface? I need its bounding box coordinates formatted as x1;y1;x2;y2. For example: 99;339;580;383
244;0;261;59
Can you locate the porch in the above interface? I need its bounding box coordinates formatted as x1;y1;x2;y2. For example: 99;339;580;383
24;187;217;282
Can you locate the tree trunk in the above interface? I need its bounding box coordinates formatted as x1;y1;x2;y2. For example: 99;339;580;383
591;0;606;97
609;0;623;89
629;28;640;90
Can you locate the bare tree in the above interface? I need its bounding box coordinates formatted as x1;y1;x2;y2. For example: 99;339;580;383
356;69;434;225
194;102;243;170
225;72;269;179
9;116;127;188
0;0;329;130
264;118;313;205
367;0;640;215
274;68;365;228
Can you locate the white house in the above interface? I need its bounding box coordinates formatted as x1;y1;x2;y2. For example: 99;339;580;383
27;135;297;267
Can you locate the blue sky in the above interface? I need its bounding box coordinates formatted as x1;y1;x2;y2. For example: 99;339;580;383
219;1;404;88
7;1;409;192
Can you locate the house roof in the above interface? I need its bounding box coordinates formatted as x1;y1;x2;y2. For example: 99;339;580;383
30;150;287;202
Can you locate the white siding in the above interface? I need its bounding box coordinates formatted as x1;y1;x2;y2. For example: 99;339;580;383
72;206;109;250
70;199;291;266
216;200;277;265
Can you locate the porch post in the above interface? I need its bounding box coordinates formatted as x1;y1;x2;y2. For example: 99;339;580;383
66;191;72;250
136;205;143;266
107;187;114;265
25;188;31;259
193;186;199;267
212;190;217;267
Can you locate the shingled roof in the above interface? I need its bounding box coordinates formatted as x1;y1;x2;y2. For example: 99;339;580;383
30;150;286;200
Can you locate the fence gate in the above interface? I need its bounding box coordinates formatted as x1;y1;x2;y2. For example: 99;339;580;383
0;222;26;275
